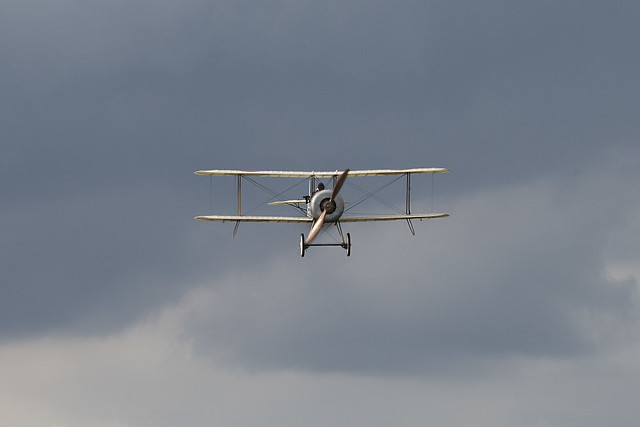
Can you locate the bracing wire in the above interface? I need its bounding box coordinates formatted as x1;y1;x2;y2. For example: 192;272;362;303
344;174;406;214
242;176;308;215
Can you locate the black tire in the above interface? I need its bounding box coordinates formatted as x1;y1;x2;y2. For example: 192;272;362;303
346;233;351;257
300;233;306;257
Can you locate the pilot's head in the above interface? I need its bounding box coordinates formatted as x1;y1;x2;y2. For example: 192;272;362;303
317;183;325;191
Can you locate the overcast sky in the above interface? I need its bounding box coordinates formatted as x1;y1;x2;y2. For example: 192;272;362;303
2;1;640;426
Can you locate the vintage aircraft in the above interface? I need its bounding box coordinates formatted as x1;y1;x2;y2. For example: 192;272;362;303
194;168;449;256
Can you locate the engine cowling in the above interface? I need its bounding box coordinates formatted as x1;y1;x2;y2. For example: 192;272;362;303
309;189;344;222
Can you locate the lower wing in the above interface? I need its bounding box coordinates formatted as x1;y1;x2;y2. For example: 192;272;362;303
339;213;449;222
195;215;312;223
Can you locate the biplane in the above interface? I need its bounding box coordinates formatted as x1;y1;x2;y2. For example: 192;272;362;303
194;168;450;256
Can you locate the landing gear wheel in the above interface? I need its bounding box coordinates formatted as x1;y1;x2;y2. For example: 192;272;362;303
346;233;351;257
300;233;306;257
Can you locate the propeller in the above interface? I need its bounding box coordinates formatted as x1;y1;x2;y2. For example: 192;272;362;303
305;169;349;245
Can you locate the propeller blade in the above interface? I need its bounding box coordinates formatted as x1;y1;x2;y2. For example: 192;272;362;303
330;169;349;201
306;169;349;245
305;208;327;244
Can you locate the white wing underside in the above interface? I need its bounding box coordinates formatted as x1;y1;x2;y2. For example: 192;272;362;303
194;213;448;223
195;215;312;223
339;213;449;222
195;168;449;177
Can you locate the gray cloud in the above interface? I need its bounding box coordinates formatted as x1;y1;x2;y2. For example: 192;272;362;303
0;187;194;338
184;153;638;375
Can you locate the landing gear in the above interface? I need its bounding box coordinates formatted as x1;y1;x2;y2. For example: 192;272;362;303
299;225;351;257
336;222;351;257
345;232;351;257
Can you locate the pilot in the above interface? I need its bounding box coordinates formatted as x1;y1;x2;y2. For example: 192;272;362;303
306;182;325;204
311;182;325;197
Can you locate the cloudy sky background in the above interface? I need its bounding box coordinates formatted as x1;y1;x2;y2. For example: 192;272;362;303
2;0;640;425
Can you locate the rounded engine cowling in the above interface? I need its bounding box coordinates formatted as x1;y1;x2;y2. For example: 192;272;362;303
309;189;344;222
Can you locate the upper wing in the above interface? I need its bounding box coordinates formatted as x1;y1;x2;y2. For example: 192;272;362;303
339;213;449;222
195;213;448;223
194;168;449;177
195;215;312;223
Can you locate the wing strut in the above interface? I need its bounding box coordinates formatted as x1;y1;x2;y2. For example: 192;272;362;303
405;173;415;235
233;175;241;237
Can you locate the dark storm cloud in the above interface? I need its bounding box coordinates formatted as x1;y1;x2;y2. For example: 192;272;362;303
0;188;193;338
2;0;639;352
5;0;640;188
